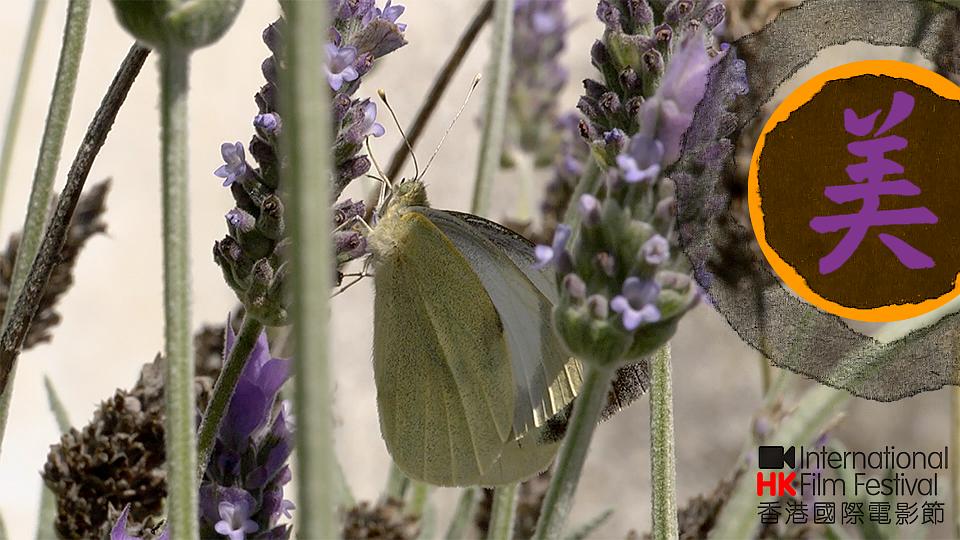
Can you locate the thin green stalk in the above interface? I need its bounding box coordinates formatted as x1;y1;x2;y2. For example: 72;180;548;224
0;0;90;453
470;0;514;216
160;46;197;539
0;0;49;223
280;1;335;537
487;483;519;540
38;376;71;540
407;481;430;518
42;376;70;431
196;314;264;478
445;487;478;540
384;460;409;500
533;364;615;540
649;345;677;539
0;511;6;540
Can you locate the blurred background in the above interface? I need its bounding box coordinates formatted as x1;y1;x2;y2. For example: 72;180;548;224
0;1;956;538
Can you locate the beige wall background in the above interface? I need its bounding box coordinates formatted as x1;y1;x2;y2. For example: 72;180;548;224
0;1;953;539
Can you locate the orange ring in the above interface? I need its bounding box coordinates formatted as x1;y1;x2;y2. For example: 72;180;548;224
749;60;960;322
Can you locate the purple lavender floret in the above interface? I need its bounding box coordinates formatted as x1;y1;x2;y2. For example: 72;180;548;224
198;320;294;540
214;142;248;187
324;43;360;91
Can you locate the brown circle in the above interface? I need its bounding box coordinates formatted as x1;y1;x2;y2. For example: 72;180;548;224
758;73;960;311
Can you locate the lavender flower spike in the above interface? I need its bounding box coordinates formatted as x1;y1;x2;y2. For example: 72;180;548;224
611;277;661;331
199;320;294;539
214;142;248;187
324;42;360;91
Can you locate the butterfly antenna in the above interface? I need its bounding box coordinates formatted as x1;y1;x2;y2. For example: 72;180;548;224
378;89;420;181
421;73;483;180
365;137;392;188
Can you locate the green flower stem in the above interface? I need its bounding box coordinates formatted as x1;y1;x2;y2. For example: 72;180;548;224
649;345;677;539
160;45;197;540
533;363;615;540
407;481;430;518
487;483;519;540
470;0;514;216
0;0;49;224
384;460;409;500
38;376;70;539
0;0;89;454
445;487;478;540
0;511;6;540
196;314;264;477
280;1;335;537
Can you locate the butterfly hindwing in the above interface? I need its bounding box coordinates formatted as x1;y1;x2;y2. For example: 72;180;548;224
416;208;583;435
373;211;515;486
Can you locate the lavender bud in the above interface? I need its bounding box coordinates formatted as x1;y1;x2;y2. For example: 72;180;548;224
562;273;587;301
585;294;609;319
641;234;670;265
578;194;602;227
702;3;726;30
257;195;285;240
595;252;617;277
335;230;368;264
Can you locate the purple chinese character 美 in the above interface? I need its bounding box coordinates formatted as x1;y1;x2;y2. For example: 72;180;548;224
809;91;937;275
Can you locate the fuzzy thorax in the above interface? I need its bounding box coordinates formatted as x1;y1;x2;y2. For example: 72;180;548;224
367;180;430;259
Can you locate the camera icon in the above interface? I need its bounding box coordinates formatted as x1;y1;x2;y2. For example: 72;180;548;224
758;445;795;469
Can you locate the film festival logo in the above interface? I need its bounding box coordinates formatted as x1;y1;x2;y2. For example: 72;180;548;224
749;60;960;322
754;445;947;528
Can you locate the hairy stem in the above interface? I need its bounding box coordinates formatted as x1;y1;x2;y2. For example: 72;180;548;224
407;481;430;518
280;1;336;537
0;0;49;224
445;487;478;540
160;46;197;540
649;345;678;539
533;364;615;540
0;0;91;452
470;0;514;216
196;314;264;477
487;483;519;540
384;460;409;501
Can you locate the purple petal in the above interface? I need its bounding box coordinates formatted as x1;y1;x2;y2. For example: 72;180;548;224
214;164;230;178
110;505;134;540
621;308;643;331
534;245;554;267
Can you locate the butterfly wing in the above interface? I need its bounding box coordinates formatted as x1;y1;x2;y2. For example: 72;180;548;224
415;208;583;436
373;211;516;486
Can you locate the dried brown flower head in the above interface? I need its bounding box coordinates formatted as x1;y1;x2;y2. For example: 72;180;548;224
342;498;420;540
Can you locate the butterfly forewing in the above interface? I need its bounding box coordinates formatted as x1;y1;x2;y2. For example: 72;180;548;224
373;211;515;486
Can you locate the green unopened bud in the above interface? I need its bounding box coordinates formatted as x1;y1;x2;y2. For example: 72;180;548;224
244;258;289;326
553;305;631;368
111;0;244;51
257;195;285;240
